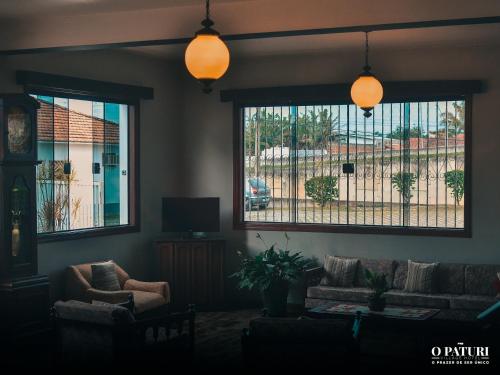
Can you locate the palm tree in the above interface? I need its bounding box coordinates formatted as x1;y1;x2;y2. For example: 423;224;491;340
440;102;465;136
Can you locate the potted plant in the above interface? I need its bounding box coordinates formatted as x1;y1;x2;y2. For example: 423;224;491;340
365;269;389;312
231;233;307;317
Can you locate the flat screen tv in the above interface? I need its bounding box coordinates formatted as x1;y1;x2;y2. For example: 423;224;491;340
162;197;220;233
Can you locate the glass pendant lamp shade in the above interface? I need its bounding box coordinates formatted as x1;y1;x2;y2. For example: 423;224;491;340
185;34;230;81
185;0;230;94
351;32;383;117
351;71;383;117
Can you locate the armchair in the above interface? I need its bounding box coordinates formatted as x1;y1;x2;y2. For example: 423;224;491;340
65;261;170;317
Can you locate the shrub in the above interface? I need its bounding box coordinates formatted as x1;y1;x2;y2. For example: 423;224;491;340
391;172;416;201
304;176;339;207
444;170;465;204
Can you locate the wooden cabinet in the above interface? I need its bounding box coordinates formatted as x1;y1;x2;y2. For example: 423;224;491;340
156;239;225;310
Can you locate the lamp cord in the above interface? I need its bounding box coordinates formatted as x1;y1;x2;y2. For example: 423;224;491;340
206;0;210;20
365;31;369;68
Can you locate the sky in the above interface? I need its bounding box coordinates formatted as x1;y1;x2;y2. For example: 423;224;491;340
245;100;463;136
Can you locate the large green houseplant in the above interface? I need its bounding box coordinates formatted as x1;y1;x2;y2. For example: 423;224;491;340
231;233;307;317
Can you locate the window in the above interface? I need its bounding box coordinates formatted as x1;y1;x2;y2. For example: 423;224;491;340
17;70;152;241
32;94;137;239
227;82;477;236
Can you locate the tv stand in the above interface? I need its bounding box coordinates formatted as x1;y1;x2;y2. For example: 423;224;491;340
155;238;225;310
183;230;208;239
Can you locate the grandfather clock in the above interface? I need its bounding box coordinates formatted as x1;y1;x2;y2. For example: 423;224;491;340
0;94;50;340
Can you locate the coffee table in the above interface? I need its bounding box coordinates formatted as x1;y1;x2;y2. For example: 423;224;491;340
307;301;440;321
306;301;442;365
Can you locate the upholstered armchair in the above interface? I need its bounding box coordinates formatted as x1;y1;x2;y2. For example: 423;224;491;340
65;261;170;317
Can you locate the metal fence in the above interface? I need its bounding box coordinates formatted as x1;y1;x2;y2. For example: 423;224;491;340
243;101;466;229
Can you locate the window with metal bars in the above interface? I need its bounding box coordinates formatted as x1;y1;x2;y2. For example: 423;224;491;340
234;93;471;236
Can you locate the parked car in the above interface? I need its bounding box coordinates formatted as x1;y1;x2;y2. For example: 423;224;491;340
245;178;271;211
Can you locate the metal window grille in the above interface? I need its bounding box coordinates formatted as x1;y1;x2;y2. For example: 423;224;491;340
242;100;466;229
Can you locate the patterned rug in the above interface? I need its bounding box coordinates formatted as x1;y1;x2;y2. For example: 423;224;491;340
194;309;261;367
144;309;261;368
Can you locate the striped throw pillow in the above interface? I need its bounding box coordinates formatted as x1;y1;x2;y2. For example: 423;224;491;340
91;261;121;291
320;255;359;287
404;260;439;293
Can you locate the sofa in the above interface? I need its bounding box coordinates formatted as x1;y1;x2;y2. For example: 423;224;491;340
305;257;500;313
65;261;170;317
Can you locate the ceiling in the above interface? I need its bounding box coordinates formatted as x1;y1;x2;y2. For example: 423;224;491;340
0;0;499;57
0;0;246;19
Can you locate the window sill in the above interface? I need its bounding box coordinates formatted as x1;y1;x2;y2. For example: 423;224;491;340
234;221;471;238
37;224;140;243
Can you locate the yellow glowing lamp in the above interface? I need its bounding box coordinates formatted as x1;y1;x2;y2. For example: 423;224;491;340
351;32;383;117
351;70;383;118
185;0;230;94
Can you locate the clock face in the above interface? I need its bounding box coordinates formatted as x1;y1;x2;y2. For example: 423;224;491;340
7;106;32;155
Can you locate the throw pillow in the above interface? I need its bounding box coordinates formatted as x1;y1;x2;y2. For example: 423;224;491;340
404;260;439;293
91;261;121;291
320;255;359;287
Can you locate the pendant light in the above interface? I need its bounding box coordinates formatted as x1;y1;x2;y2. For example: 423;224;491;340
185;0;230;94
350;32;383;118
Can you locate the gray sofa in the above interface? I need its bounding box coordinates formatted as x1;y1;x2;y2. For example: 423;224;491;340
305;257;500;312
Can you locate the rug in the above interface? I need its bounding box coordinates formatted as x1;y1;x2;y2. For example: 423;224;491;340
144;309;261;368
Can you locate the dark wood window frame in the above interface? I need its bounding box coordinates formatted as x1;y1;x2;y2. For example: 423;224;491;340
222;80;483;237
17;71;153;242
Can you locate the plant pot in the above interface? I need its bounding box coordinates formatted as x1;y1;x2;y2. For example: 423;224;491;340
261;281;289;317
368;296;386;312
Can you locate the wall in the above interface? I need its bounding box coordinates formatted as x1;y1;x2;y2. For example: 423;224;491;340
1;39;499;305
0;50;184;300
179;43;500;299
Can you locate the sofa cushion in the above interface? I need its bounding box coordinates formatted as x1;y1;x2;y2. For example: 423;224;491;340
320;256;359;287
384;290;450;309
307;286;373;302
438;263;465;294
465;264;500;296
131;291;167;314
393;261;408;290
404;260;439;293
355;258;396;288
91;262;121;291
449;295;498;311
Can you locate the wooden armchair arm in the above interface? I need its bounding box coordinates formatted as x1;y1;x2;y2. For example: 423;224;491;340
304;266;324;286
86;288;132;304
124;279;171;303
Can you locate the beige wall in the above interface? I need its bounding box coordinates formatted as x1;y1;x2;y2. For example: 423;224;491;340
178;43;500;286
0;50;184;300
1;38;500;304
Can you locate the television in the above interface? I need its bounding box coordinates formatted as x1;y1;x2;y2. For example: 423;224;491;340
162;197;220;235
